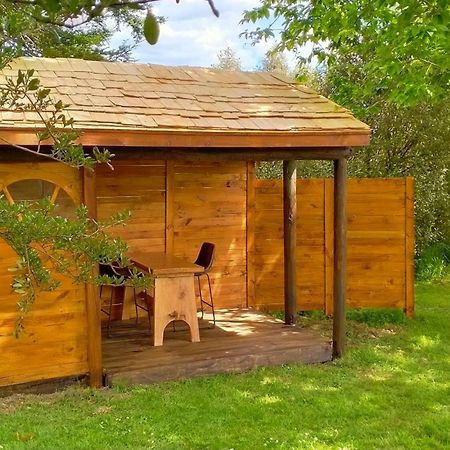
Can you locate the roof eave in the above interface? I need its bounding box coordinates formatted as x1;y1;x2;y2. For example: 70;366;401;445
0;127;371;148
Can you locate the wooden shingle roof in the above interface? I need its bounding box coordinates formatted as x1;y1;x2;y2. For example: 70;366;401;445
0;57;370;148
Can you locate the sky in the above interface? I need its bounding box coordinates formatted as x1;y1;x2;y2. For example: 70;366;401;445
111;0;285;70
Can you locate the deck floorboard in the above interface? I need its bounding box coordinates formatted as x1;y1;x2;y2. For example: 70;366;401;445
103;309;332;385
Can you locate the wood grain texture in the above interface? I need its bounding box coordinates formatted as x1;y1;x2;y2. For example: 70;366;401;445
405;177;415;317
283;160;297;325
153;276;200;346
246;162;256;308
254;177;415;316
165;161;175;253
130;251;202;276
96;160;166;254
0;162;88;388
333;158;348;358
324;179;334;315
254;179;325;311
103;309;332;385
82;167;102;388
172;161;248;308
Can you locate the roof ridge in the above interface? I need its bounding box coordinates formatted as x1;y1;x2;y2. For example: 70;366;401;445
13;56;301;82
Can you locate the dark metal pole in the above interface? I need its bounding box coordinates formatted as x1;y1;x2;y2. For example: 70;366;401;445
333;158;348;357
283;160;297;325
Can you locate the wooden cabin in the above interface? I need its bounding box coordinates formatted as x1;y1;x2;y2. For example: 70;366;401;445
0;58;414;391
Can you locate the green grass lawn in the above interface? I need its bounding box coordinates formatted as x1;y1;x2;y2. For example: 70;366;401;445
1;279;449;450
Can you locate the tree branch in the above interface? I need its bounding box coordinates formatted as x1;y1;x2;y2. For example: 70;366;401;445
0;137;63;164
9;0;220;28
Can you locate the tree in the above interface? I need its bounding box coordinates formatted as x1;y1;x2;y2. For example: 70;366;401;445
257;48;291;76
244;3;450;259
242;0;450;108
0;0;144;63
1;0;220;65
212;46;242;71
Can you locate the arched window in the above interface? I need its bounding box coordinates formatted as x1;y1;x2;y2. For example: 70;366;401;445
2;179;77;219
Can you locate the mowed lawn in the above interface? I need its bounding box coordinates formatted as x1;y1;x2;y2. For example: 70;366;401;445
1;279;449;450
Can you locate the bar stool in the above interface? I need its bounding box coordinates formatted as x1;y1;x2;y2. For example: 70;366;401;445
194;242;216;327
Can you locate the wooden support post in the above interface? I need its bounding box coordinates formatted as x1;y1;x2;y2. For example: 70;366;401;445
283;160;297;325
82;167;103;388
246;161;256;308
333;158;348;358
405;177;415;317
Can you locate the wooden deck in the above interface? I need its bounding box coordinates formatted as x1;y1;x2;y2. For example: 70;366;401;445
102;309;332;385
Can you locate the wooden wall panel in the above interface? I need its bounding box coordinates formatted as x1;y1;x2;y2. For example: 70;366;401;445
172;161;248;308
0;163;88;387
96;160;166;252
254;177;414;313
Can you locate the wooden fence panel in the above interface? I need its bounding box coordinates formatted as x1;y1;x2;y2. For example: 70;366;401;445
97;160;248;309
253;179;326;311
0;163;88;387
346;178;408;310
253;177;414;314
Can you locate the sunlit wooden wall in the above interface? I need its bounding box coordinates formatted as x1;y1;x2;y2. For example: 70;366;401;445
0;163;88;387
97;160;248;309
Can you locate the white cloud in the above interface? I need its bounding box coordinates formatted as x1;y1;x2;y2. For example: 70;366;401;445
112;0;275;70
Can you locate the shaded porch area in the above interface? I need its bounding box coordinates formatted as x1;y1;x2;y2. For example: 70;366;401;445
102;309;332;385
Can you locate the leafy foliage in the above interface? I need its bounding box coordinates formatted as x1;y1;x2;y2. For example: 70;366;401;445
416;242;450;281
349;99;450;254
248;2;449;267
0;0;146;63
1;0;220;62
258;93;450;260
242;0;450;108
0;0;221;334
0;197;151;336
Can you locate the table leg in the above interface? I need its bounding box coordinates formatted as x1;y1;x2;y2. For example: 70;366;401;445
110;285;126;321
152;275;200;346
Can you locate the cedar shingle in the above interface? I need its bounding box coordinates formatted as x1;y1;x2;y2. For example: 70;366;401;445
0;57;370;135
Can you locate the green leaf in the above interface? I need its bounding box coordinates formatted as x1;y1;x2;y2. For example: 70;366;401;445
27;78;40;91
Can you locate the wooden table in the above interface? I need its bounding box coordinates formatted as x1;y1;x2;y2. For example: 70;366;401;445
130;252;202;346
